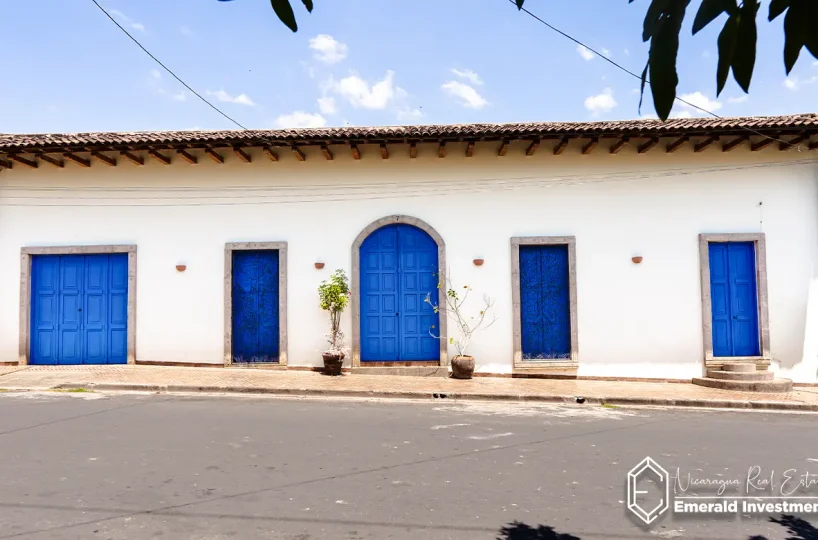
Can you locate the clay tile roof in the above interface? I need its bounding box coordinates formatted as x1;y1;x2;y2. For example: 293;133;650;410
0;114;816;153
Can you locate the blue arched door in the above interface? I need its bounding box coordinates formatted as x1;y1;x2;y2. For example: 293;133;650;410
360;224;439;362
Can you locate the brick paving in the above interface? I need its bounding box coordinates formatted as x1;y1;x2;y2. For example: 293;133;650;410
1;365;817;410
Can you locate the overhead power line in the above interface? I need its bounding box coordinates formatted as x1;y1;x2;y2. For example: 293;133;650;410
507;0;808;150
90;0;248;130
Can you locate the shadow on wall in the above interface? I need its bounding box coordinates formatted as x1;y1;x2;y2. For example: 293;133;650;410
497;521;581;539
748;514;818;540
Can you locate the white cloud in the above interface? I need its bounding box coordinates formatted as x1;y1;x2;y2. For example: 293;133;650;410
109;9;146;32
151;69;161;80
584;87;617;113
309;34;348;64
601;48;611;58
813;60;818;67
334;71;400;109
784;76;800;90
702;50;711;58
727;95;749;104
678;91;722;113
317;96;336;115
148;70;186;102
441;80;488;109
577;44;595;61
397;107;424;121
273;111;327;128
624;48;630;56
180;25;193;37
450;68;483;86
206;89;256;107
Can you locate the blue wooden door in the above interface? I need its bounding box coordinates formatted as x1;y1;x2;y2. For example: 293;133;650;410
231;250;280;363
360;224;439;361
519;245;571;360
31;254;128;365
709;242;760;357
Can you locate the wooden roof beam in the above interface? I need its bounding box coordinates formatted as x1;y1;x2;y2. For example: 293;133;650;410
350;144;361;160
0;156;12;169
37;154;64;168
233;147;251;163
64;152;91;167
321;145;334;160
637;138;659;154
722;135;749;152
120;150;144;166
381;144;389;159
780;133;808;151
438;142;446;158
9;154;38;168
751;138;775;152
809;140;818;150
665;136;687;153
497;140;509;156
292;146;306;161
148;150;171;165
91;151;117;166
177;149;198;164
609;137;629;154
263;146;279;162
525;139;540;156
205;148;224;164
553;137;569;155
581;138;598;155
465;141;474;157
409;142;418;158
694;136;719;153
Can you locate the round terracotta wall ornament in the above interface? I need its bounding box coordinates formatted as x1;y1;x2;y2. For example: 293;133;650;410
175;264;187;272
473;258;485;266
631;256;643;264
314;262;325;270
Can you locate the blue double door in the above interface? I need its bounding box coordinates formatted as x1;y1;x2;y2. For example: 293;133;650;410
708;241;760;357
519;245;571;360
231;250;280;363
30;254;128;365
360;225;439;361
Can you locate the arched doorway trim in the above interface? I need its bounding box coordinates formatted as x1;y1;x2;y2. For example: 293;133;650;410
350;215;447;368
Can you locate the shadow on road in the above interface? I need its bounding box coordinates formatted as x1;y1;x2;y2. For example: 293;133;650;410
748;514;818;540
498;521;581;539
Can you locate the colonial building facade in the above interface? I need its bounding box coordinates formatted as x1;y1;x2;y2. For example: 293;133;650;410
1;115;817;382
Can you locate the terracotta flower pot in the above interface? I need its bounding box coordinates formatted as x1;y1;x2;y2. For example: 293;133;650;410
322;351;345;376
451;355;475;379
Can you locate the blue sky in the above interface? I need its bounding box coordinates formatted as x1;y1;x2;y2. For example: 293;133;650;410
1;0;816;133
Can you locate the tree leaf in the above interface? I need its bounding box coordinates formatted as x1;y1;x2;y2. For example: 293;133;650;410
270;0;298;32
692;0;735;35
716;13;739;95
642;0;672;41
516;0;525;9
301;0;313;13
648;1;689;120
802;0;818;57
731;1;759;92
769;0;790;21
638;62;649;114
783;3;804;73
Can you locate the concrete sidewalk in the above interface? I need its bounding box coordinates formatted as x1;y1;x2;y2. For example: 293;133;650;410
1;364;817;411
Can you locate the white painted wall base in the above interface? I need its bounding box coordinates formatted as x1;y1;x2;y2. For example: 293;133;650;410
1;141;816;381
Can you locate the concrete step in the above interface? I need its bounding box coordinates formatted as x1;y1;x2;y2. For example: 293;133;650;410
706;370;774;381
692;377;793;393
721;363;758;373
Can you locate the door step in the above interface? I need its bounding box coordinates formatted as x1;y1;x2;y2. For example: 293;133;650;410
692;363;791;392
351;366;449;377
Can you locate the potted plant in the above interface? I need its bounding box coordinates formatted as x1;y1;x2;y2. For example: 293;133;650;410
318;269;350;375
425;274;497;379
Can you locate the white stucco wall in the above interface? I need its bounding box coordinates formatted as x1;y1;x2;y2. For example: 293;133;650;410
1;140;817;381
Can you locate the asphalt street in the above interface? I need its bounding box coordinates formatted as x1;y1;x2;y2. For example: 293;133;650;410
0;391;817;540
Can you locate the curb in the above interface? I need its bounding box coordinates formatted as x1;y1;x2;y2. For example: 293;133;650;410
50;383;818;412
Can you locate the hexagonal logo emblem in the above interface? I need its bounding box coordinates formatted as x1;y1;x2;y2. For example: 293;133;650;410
627;457;670;525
